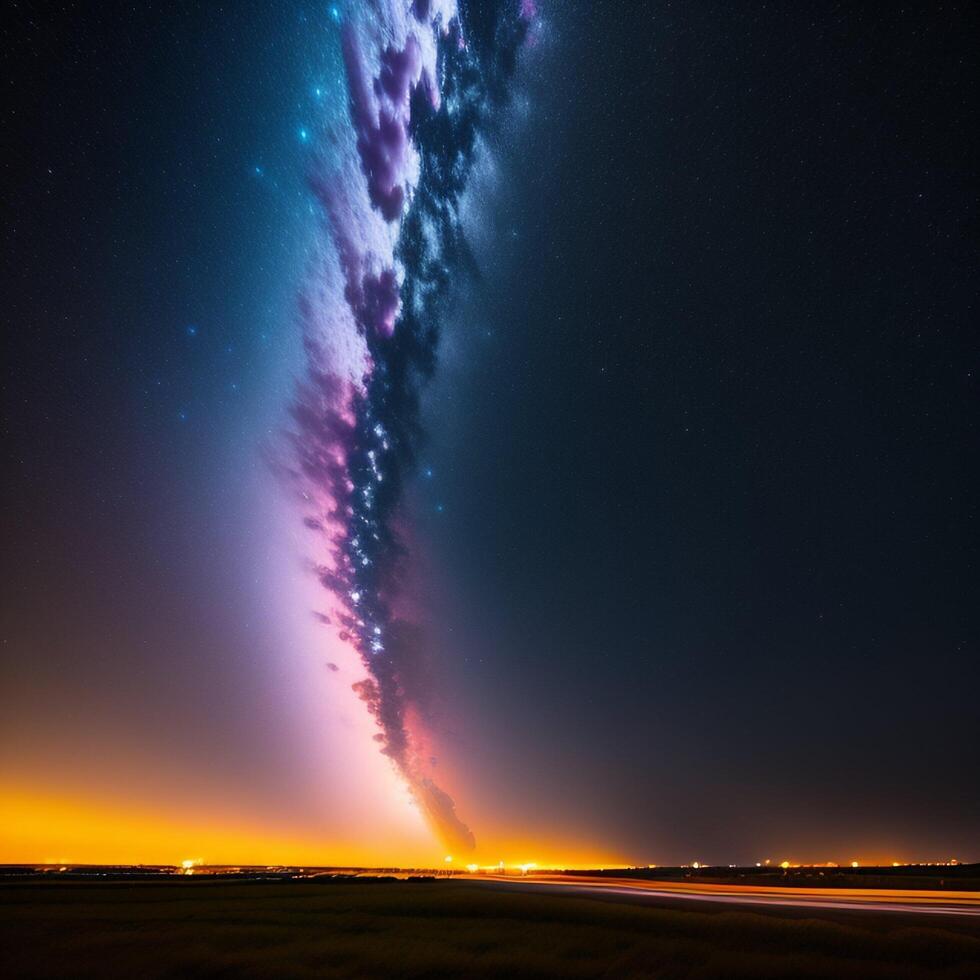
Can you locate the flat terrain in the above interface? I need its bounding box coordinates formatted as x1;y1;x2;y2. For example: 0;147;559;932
2;879;979;979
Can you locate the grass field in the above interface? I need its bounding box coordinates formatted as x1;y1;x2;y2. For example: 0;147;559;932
2;879;979;979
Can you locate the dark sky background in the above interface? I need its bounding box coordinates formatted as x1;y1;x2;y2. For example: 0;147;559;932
3;2;978;865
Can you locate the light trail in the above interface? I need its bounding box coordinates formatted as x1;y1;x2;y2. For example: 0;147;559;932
466;874;980;918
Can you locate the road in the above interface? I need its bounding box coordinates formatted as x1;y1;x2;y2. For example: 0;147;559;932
465;873;980;918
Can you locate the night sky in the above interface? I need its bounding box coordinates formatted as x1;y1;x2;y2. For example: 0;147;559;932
3;2;977;867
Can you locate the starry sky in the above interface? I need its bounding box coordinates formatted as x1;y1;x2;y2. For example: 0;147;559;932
2;2;977;867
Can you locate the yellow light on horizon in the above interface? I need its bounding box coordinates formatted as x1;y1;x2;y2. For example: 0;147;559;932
780;861;790;869
851;861;859;868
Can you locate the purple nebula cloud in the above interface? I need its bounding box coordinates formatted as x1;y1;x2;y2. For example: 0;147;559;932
282;0;532;854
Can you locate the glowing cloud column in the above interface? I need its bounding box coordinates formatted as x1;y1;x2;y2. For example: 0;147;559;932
283;1;533;853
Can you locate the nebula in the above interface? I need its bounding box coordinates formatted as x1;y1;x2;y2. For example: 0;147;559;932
284;1;532;853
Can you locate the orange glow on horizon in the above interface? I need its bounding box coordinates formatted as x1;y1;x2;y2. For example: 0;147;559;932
0;785;623;870
3;785;950;871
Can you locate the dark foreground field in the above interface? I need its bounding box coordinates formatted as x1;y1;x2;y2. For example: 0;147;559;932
2;880;979;979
